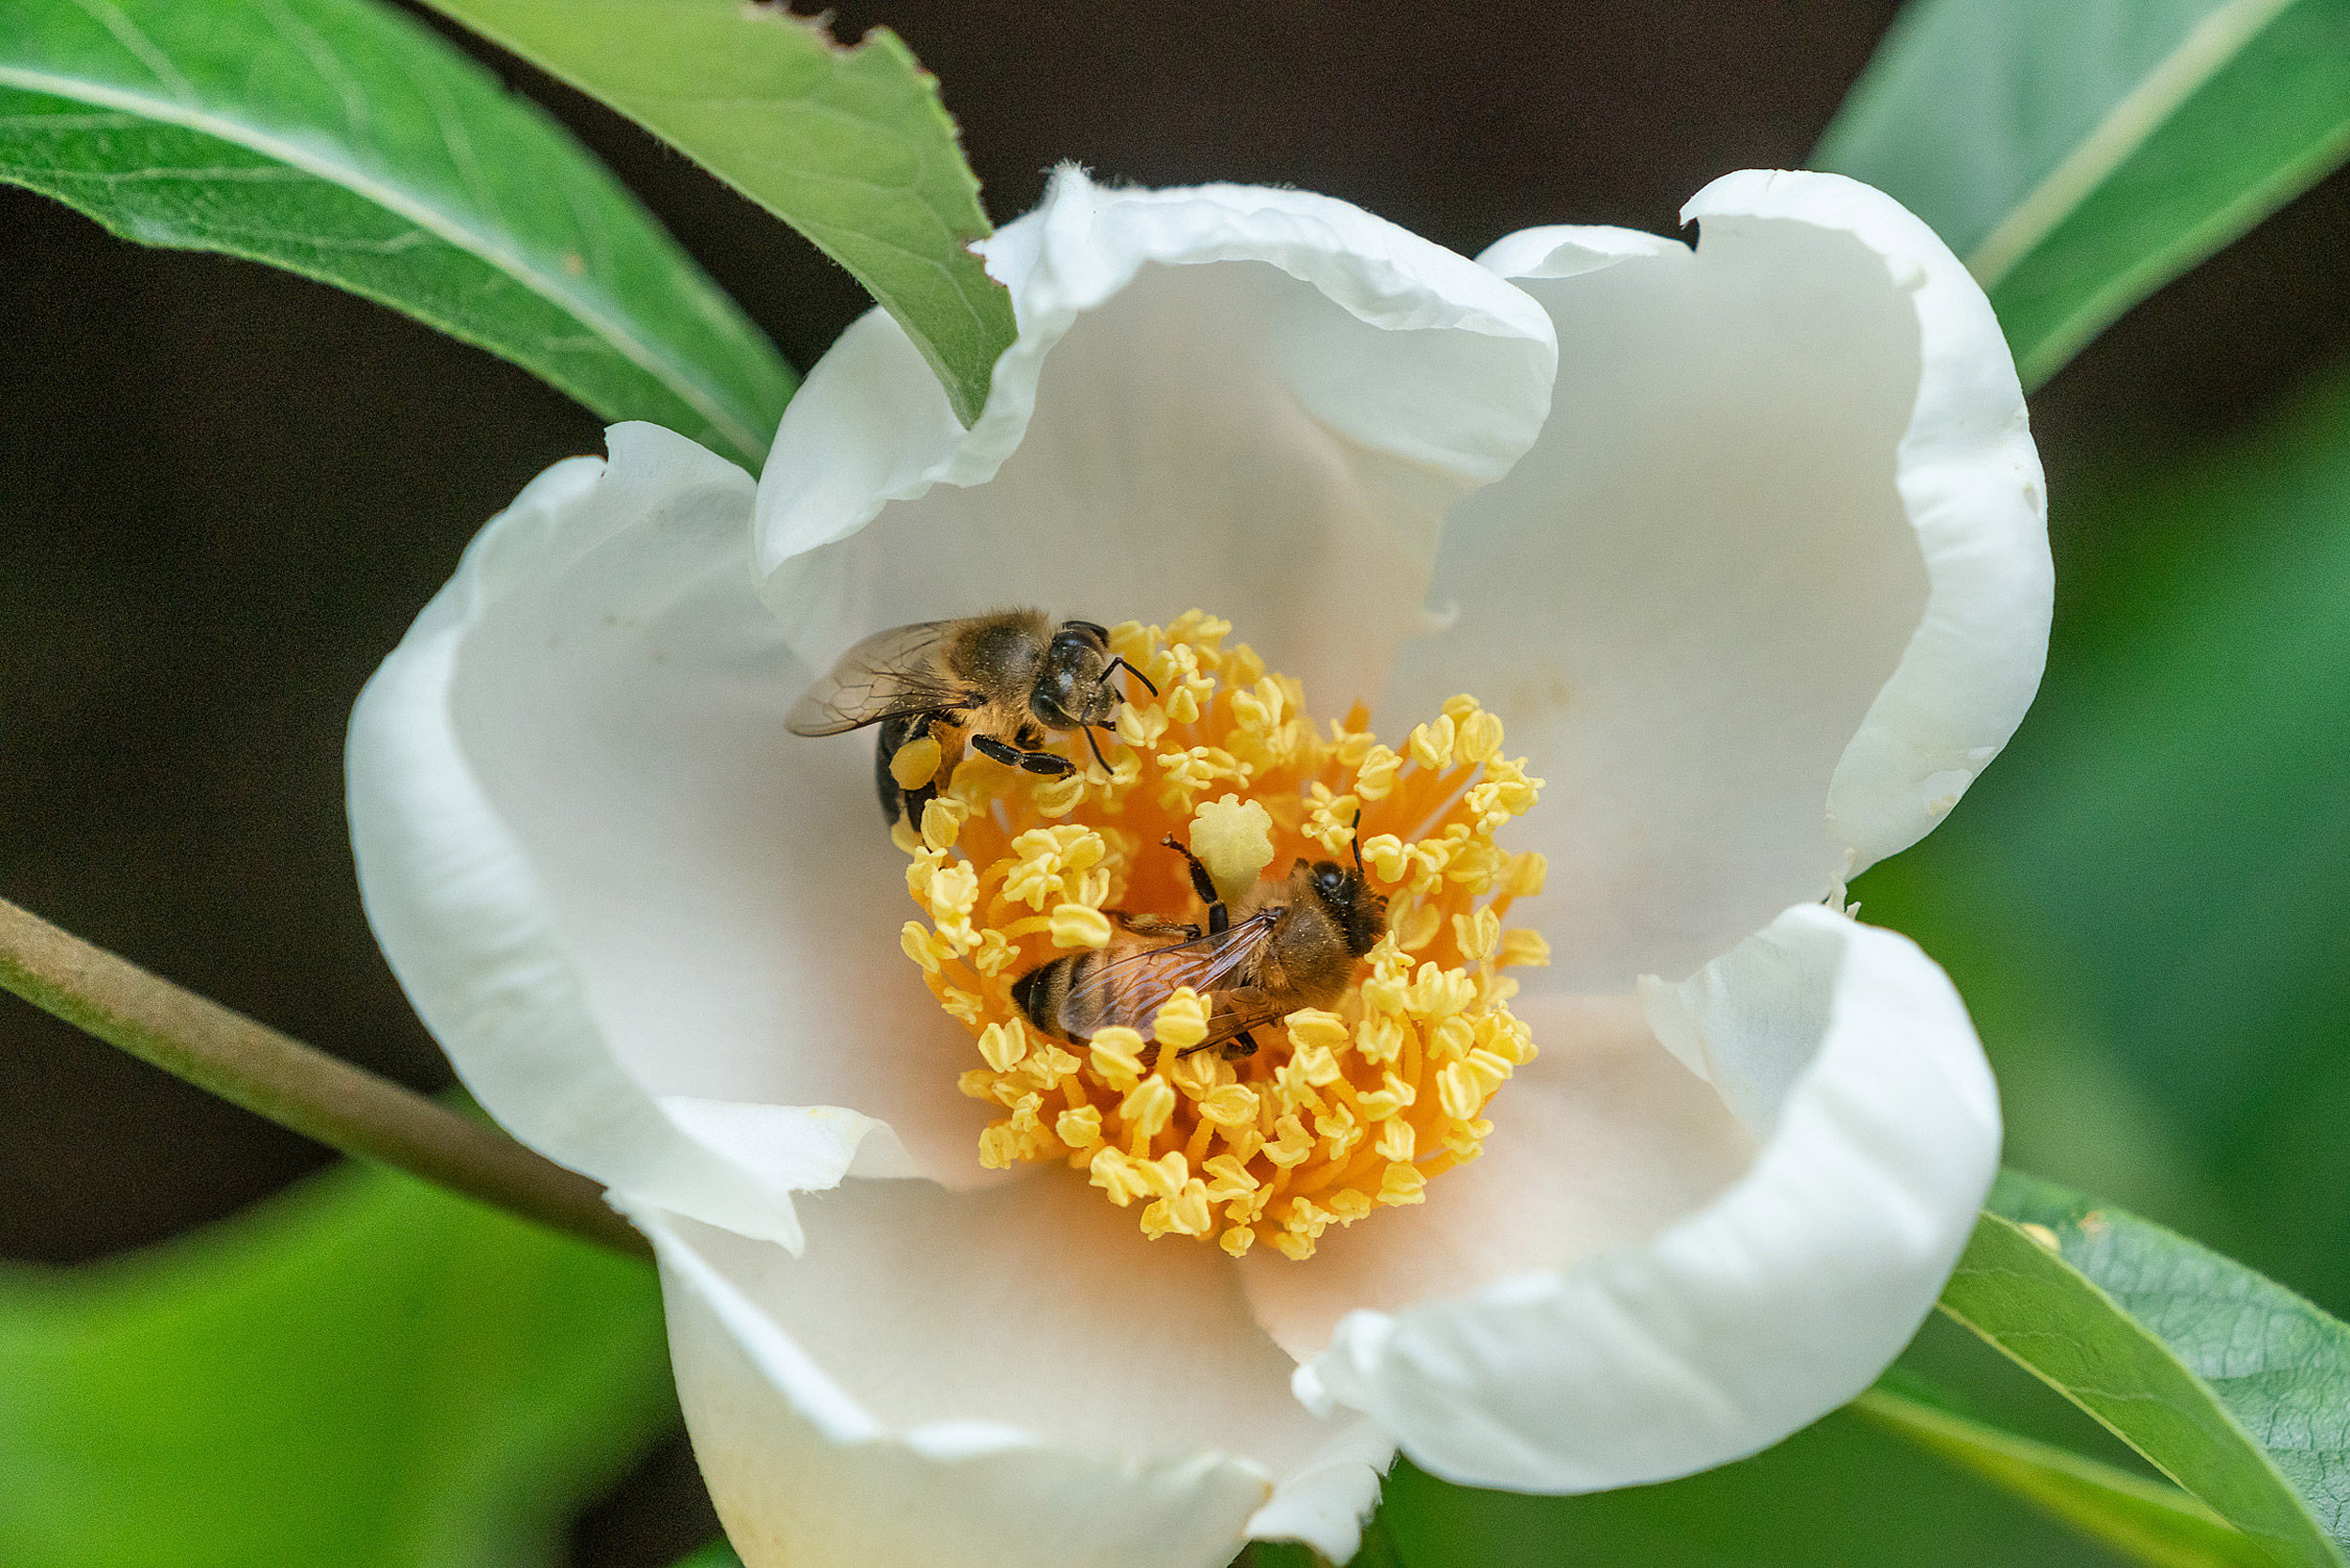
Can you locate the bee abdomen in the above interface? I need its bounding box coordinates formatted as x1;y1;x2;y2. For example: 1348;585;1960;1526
1011;960;1068;1039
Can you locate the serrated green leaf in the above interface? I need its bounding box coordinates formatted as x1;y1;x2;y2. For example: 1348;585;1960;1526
1814;0;2350;388
1936;1174;2350;1566
0;1160;673;1568
0;0;793;468
417;0;1013;427
1858;1383;2273;1568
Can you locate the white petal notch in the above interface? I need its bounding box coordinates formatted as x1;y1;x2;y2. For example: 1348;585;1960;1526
756;165;1559;714
1391;169;2049;990
1299;903;1999;1493
349;422;932;1249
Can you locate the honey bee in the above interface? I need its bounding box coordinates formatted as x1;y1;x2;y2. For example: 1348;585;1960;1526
787;610;1156;825
1013;822;1388;1061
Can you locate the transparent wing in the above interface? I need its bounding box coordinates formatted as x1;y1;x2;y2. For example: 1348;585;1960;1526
1062;909;1281;1030
1196;991;1300;1049
786;621;964;735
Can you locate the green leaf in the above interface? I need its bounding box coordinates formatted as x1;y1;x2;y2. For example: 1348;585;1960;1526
1350;1515;1407;1568
1376;1406;2149;1567
1936;1174;2350;1566
668;1546;742;1568
1230;1517;1397;1567
1243;1544;1330;1568
1814;0;2350;388
418;0;1015;427
0;1160;674;1568
1858;1384;2274;1568
0;0;793;468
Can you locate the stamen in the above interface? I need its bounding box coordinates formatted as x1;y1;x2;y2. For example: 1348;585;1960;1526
898;612;1544;1260
1189;794;1276;904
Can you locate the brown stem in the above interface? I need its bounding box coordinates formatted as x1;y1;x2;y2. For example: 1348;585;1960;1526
0;895;649;1261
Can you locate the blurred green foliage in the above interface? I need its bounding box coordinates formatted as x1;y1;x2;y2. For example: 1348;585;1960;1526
1857;361;2350;1320
0;1160;675;1568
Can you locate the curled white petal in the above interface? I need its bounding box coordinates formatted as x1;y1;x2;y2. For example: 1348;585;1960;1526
1300;904;1998;1492
756;165;1558;715
348;423;988;1247
1239;994;1754;1364
1687;171;2049;874
631;1176;1382;1568
1389;170;2047;989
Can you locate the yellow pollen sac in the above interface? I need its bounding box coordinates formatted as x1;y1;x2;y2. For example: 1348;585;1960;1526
892;612;1546;1261
1189;794;1276;905
888;732;944;792
1049;902;1113;949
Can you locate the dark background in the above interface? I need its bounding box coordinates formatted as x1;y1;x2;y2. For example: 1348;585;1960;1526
7;3;2349;1560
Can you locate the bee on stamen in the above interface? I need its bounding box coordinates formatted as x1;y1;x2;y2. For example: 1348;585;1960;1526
1012;815;1387;1062
786;610;1156;827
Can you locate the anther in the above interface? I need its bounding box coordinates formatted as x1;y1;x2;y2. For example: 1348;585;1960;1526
890;611;1544;1260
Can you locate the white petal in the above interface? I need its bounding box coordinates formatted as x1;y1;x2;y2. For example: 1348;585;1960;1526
1688;172;2049;872
756;166;1558;716
1240;994;1753;1361
1299;904;1998;1493
348;423;1003;1249
1386;171;2047;989
1244;1417;1395;1562
632;1175;1375;1568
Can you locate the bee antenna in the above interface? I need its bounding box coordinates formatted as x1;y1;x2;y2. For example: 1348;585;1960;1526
1350;809;1365;877
1105;656;1159;698
1083;724;1111;773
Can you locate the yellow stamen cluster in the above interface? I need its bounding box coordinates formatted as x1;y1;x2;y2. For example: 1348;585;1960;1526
897;611;1548;1261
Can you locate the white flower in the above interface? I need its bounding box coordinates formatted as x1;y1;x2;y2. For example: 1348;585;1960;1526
349;167;2045;1566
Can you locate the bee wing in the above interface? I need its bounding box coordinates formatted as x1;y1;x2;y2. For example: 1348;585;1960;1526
786;621;966;736
1061;909;1282;1033
1196;991;1302;1051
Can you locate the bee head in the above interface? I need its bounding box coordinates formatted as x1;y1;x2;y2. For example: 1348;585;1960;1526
1031;620;1118;729
1301;859;1387;960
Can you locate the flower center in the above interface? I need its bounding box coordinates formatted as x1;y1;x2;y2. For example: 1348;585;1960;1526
896;611;1549;1260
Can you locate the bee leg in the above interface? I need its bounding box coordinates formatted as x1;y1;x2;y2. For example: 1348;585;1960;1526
873;712;925;824
1159;834;1227;932
1120;913;1202;939
971;732;1076;776
968;733;1018;767
973;738;1081;780
1177;1029;1260;1062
